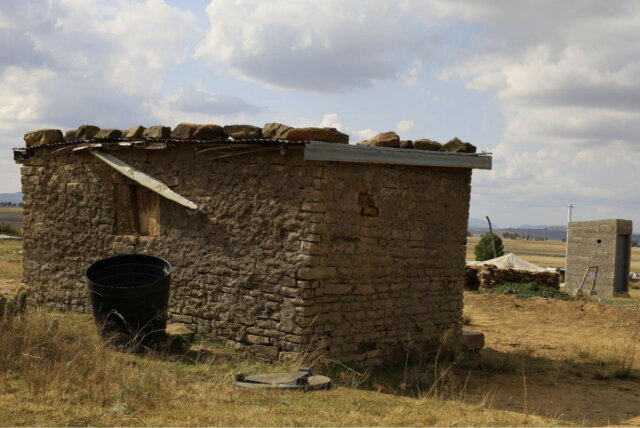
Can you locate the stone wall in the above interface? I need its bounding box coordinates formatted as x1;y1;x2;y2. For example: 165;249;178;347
464;265;559;291
293;162;471;365
20;144;471;365
565;219;633;297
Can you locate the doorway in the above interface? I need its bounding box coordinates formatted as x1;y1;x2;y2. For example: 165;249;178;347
614;234;630;294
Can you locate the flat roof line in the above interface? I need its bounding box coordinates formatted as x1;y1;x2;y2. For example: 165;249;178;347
304;141;492;170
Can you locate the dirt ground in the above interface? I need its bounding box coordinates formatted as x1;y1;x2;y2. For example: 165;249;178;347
462;292;640;425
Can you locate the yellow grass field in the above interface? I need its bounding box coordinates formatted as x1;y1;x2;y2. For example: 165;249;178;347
467;236;640;272
0;207;23;231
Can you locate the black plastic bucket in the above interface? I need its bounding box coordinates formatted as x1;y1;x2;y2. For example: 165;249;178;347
86;254;171;346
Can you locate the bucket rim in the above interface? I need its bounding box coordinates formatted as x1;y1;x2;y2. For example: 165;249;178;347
86;254;172;290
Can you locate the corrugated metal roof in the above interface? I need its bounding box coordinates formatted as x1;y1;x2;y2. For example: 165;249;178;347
14;138;492;170
304;141;492;170
13;137;304;161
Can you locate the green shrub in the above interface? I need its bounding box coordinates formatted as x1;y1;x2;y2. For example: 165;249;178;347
477;282;573;300
473;233;504;261
1;286;28;321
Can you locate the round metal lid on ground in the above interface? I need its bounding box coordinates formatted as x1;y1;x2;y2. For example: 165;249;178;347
234;368;331;391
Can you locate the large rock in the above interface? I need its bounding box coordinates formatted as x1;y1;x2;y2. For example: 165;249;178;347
126;125;145;138
360;131;400;148
193;124;226;140
399;140;413;149
413;139;442;151
171;123;198;139
65;129;78;143
143;125;171;139
23;129;64;147
286;127;349;143
93;128;122;139
76;125;100;140
326;128;349;144
224;124;262;139
262;122;292;139
442;137;476;153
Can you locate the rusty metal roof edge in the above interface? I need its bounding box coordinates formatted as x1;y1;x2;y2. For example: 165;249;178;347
14;138;493;170
12;137;305;153
304;141;492;170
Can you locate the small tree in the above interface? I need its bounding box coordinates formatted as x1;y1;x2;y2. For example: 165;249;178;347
474;233;504;261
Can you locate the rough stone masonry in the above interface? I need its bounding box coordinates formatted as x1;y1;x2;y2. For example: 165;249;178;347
15;122;491;365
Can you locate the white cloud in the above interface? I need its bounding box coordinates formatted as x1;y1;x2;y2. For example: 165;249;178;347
0;0;252;192
195;0;441;92
432;1;640;226
400;59;423;87
319;113;375;142
148;84;262;125
0;0;203;128
394;120;414;135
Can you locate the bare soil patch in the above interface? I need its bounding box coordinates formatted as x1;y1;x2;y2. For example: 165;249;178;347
462;292;640;425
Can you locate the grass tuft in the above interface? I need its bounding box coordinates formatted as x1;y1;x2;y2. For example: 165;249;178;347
462;307;473;326
572;340;637;379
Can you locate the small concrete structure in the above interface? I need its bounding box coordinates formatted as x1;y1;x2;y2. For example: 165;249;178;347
565;219;633;297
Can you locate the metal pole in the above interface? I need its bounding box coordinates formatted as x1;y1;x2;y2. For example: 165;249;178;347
565;204;573;270
486;216;497;259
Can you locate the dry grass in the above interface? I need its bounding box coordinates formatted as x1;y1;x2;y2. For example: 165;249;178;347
0;206;23;231
572;340;637;380
462;307;473;325
0;240;22;283
0;309;554;427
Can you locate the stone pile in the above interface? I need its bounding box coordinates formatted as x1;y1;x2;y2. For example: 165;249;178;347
23;123;477;153
465;265;560;291
357;131;476;153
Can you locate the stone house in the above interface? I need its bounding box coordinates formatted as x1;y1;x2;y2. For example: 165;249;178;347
15;123;491;365
565;219;633;297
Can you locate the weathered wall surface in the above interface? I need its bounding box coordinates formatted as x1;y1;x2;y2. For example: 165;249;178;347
565;219;632;297
293;162;471;365
21;146;471;364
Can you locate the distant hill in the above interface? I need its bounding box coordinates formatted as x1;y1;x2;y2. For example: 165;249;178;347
468;222;638;244
0;192;22;203
468;217;500;229
498;227;567;241
518;224;567;231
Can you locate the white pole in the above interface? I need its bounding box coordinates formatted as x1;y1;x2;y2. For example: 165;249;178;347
565;203;573;271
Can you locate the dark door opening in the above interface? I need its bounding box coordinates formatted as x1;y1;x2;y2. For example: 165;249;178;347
614;234;630;294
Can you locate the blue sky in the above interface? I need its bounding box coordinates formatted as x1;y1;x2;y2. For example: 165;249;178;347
1;0;638;228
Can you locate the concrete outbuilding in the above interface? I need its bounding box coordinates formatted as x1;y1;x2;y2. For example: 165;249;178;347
565;219;633;297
